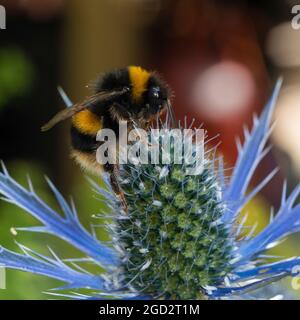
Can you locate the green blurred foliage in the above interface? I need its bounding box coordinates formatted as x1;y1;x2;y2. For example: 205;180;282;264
0;48;34;107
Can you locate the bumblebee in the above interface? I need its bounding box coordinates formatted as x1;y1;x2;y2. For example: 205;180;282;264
42;66;175;211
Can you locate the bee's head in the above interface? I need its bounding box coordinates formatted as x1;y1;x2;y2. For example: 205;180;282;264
97;66;170;125
125;66;170;124
138;72;170;124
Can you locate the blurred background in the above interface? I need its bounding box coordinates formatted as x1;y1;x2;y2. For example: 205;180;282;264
0;0;300;299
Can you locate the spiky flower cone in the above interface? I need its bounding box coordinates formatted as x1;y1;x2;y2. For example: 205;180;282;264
115;129;233;299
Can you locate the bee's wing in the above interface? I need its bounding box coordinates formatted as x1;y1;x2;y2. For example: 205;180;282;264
41;88;129;132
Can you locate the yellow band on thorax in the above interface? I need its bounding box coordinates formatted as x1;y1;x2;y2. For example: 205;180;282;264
128;66;150;103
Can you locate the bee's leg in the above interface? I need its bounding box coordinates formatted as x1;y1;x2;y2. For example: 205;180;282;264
157;118;164;128
106;164;128;213
110;172;128;213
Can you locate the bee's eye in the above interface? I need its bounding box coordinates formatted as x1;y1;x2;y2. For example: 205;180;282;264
151;87;160;99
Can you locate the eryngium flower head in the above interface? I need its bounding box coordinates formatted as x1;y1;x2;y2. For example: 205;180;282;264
0;79;300;300
116;134;232;299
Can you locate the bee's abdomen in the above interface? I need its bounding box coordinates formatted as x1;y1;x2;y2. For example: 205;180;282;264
70;125;104;175
70;125;98;153
72;109;102;135
70;110;103;175
71;109;102;152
